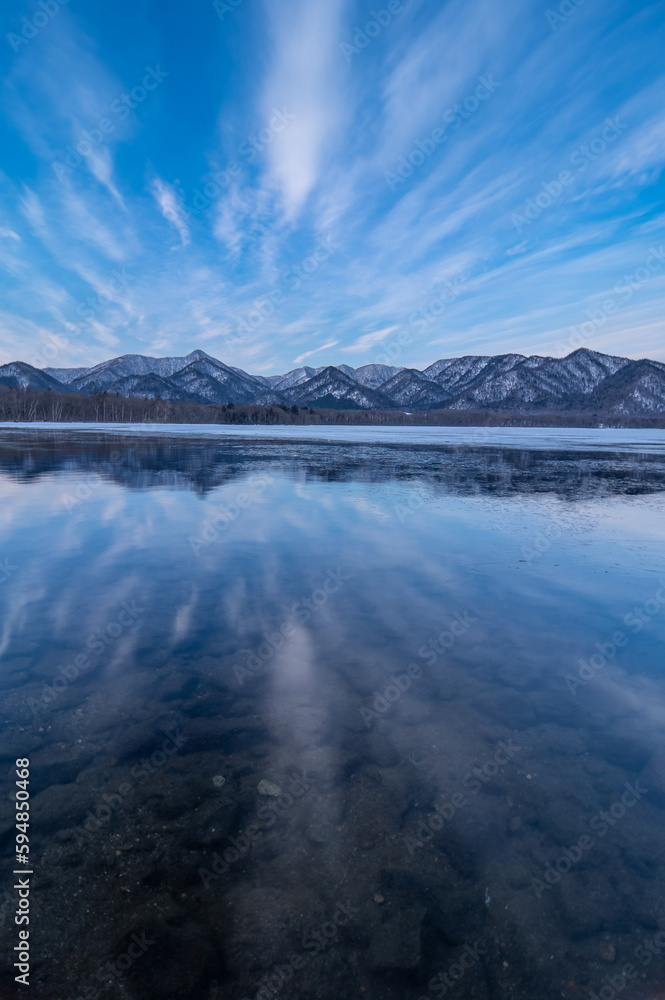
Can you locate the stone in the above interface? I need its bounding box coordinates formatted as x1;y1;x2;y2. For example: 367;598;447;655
257;779;281;797
306;824;329;845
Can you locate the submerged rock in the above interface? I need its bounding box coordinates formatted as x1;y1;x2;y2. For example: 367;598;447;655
257;779;281;797
212;775;226;789
601;944;617;963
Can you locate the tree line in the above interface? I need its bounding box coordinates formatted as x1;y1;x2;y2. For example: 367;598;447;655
0;385;663;428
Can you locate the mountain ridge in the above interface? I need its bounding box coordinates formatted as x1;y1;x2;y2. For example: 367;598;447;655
0;347;660;416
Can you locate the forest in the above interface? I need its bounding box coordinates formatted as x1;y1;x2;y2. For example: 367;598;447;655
1;385;664;427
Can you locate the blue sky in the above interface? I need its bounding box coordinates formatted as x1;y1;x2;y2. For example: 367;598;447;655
0;0;664;374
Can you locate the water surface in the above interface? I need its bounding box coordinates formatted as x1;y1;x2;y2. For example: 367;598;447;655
0;428;664;1000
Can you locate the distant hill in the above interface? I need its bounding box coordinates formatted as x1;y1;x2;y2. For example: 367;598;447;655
0;347;659;416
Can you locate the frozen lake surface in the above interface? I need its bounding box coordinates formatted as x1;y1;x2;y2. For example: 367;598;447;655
2;420;665;453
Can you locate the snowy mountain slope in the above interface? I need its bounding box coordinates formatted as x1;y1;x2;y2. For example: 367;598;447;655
43;366;90;383
168;361;264;404
379;369;451;408
583;359;665;415
352;364;403;388
523;349;630;395
0;362;73;393
423;355;495;390
282;366;395;409
107;374;195;402
5;347;665;415
70;350;220;390
270;366;325;390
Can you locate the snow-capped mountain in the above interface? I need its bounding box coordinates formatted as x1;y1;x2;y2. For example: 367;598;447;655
350;364;404;388
584;359;665;415
70;349;217;387
266;366;326;391
379;369;451;409
2;348;664;415
0;362;73;393
281;366;395;410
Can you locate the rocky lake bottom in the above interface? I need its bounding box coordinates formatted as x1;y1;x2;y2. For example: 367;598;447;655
0;429;664;1000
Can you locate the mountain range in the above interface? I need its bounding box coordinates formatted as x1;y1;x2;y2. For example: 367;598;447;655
1;348;664;415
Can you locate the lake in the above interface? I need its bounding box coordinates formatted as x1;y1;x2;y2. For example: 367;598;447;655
0;425;664;1000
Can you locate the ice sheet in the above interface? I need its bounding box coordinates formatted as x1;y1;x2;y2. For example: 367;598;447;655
1;421;665;453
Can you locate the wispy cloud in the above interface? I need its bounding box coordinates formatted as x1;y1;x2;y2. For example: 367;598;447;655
341;327;397;353
150;177;190;248
87;147;125;208
19;186;48;240
260;0;348;222
0;0;663;374
294;340;339;365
